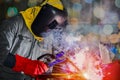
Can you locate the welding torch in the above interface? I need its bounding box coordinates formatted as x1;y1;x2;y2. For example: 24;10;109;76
37;51;86;80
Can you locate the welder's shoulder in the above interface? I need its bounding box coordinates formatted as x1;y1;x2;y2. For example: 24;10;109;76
0;14;24;32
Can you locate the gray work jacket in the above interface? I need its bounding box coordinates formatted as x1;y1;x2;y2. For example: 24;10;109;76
0;14;52;80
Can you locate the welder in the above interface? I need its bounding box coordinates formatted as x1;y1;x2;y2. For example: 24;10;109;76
0;0;68;80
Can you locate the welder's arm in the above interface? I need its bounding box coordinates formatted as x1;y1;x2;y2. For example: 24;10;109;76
0;18;48;77
0;19;18;64
4;54;48;77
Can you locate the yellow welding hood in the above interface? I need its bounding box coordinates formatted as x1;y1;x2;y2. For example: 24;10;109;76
20;0;68;41
41;0;64;10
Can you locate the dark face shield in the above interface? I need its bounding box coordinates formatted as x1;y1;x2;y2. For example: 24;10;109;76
48;15;68;29
38;19;68;38
31;4;68;37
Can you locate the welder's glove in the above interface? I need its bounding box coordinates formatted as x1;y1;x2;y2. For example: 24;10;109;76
37;51;66;67
101;60;120;80
12;54;48;77
48;51;66;67
37;54;56;67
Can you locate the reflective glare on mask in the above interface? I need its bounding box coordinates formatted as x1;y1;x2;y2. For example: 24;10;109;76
48;15;67;29
55;15;66;25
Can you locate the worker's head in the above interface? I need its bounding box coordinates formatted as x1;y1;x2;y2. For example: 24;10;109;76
31;0;68;37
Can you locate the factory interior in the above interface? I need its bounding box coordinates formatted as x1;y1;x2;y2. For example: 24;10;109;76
0;0;120;80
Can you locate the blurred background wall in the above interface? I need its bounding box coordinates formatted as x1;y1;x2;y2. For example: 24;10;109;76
0;0;120;24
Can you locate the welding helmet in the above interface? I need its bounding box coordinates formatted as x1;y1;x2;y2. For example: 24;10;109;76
31;0;68;37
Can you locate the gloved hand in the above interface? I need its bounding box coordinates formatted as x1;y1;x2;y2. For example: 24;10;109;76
48;51;66;67
37;51;66;67
12;54;48;77
101;60;120;80
37;54;56;66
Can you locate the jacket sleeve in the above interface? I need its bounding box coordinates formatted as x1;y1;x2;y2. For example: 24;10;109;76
0;16;20;64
